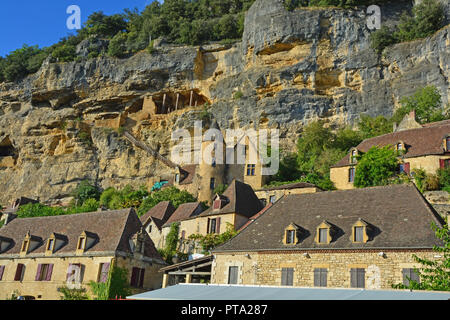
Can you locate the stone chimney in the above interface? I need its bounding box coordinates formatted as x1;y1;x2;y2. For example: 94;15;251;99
395;109;422;132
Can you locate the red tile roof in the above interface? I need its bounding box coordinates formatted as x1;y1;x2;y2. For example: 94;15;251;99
163;202;203;227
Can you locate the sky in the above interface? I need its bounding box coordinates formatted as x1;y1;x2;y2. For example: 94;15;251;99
0;1;156;57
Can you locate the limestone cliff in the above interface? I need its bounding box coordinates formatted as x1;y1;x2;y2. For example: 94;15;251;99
0;0;448;204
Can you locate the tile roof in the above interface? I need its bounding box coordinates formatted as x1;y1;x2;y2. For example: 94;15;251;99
237;204;273;232
199;180;264;219
332;122;450;168
163;202;203;227
140;201;176;230
214;184;445;252
0;208;163;261
257;182;320;191
179;165;197;185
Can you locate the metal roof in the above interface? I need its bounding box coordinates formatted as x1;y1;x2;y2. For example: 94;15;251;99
128;284;450;300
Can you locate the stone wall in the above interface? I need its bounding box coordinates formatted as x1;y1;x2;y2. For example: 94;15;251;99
212;250;437;289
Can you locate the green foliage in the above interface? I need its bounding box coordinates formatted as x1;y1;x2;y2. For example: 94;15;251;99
159;222;180;263
137;186;196;216
77;130;93;146
233;91;243;100
370;0;445;54
189;223;238;254
1;45;47;82
51;44;77;62
58;286;89;300
0;220;4;229
392;220;449;291
437;168;450;191
16;198;100;219
358;114;392;139
89;266;131;300
73;180;101;206
82;12;128;38
354;146;399;188
99;185;149;210
108;32;129;58
393;86;444;125
213;184;228;195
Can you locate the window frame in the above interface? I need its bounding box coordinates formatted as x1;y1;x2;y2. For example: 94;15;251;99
281;268;294;286
350;268;365;288
348;167;356;183
228;266;239;285
318;228;328;243
246;164;256;176
314;268;328;287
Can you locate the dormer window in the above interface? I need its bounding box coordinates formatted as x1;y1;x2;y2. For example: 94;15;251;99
45;233;66;256
76;231;97;254
0;236;12;253
351;219;370;244
175;173;180;184
283;224;300;245
20;232;41;256
47;239;55;251
396;142;406;153
21;240;29;253
315;221;332;244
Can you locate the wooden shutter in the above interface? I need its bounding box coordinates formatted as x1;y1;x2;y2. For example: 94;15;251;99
350;269;357;288
404;163;410;174
0;265;5;281
287;268;293;286
207;219;210;234
321;269;327;287
216;218;221;234
281;268;287;286
100;263;110;283
228;266;238;284
357;269;365;288
35;264;42;281
402;268;410;286
440;159;445;169
46;264;53;281
314;269;320;287
139;268;145;288
14;264;24;281
130;267;139;287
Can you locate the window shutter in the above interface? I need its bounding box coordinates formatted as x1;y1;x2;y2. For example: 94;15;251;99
411;269;420;283
404;163;410;174
402;268;410;286
46;264;54;281
15;264;24;281
35;264;42;281
0;265;5;281
440;159;445;169
314;269;320;287
130;267;139;287
139;268;145;288
100;263;110;283
350;269;357;288
281;268;287;286
321;269;327;287
287;268;293;286
207;219;210;234
228;266;238;284
357;269;365;288
216;218;221;234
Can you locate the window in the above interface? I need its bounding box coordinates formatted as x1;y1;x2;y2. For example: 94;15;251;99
131;267;146;288
78;237;86;250
228;266;239;284
286;230;296;244
319;228;328;243
269;195;276;204
399;163;405;173
0;265;5;281
47;239;55;252
350;268;365;288
402;268;420;287
397;143;403;151
210;178;215;190
348;167;355;183
246;164;256;176
21;240;29;253
35;264;53;282
446;137;450;151
208;218;221;234
351;150;358;164
14;264;24;281
314;268;328;287
281;268;294;286
354;226;364;242
175;174;180;184
98;263;111;283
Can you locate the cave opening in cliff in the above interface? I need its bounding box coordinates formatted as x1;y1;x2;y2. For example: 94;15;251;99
152;90;209;115
0;137;16;157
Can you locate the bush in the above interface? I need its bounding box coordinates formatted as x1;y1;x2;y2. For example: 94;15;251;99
58;286;89;300
137;187;196;216
108;32;128;58
51;44;77;62
73;180;101;206
437;168;450;190
370;25;398;54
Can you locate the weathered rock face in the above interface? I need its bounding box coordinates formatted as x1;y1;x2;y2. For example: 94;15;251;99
0;0;449;204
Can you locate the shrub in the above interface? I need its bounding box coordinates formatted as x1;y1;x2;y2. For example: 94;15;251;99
108;32;128;58
58;286;89;300
370;25;398;54
437;168;450;190
73;180;101;206
233;91;243;100
138;187;196;216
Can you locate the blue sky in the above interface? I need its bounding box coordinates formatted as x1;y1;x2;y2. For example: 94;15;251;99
0;1;155;57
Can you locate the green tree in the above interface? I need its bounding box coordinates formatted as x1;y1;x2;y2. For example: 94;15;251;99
354;146;399;188
213;184;228;195
370;25;398;54
392;220;449;291
73;180;101;206
189;223;238;254
108;32;128;58
83;12;128;38
58;286;89;300
358;115;392;139
393;86;444;125
137;187;196;216
90;266;131;300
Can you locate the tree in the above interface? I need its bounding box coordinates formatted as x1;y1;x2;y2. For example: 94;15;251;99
213;184;228;195
137;187;196;216
393;86;444;125
370;25;398;54
159;222;180;263
393;220;449;291
108;32;128;58
89;266;131;300
354;146;399;188
83;12;128;38
189;223;238;254
73;180;101;206
358;115;392;139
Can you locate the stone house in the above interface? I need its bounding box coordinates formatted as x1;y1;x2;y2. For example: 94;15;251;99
173;180;265;255
211;184;445;290
331;112;450;190
0;197;39;226
254;182;322;206
0;208;166;300
140;201;176;249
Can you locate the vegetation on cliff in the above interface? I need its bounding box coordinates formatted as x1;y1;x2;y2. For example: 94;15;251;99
370;0;445;54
